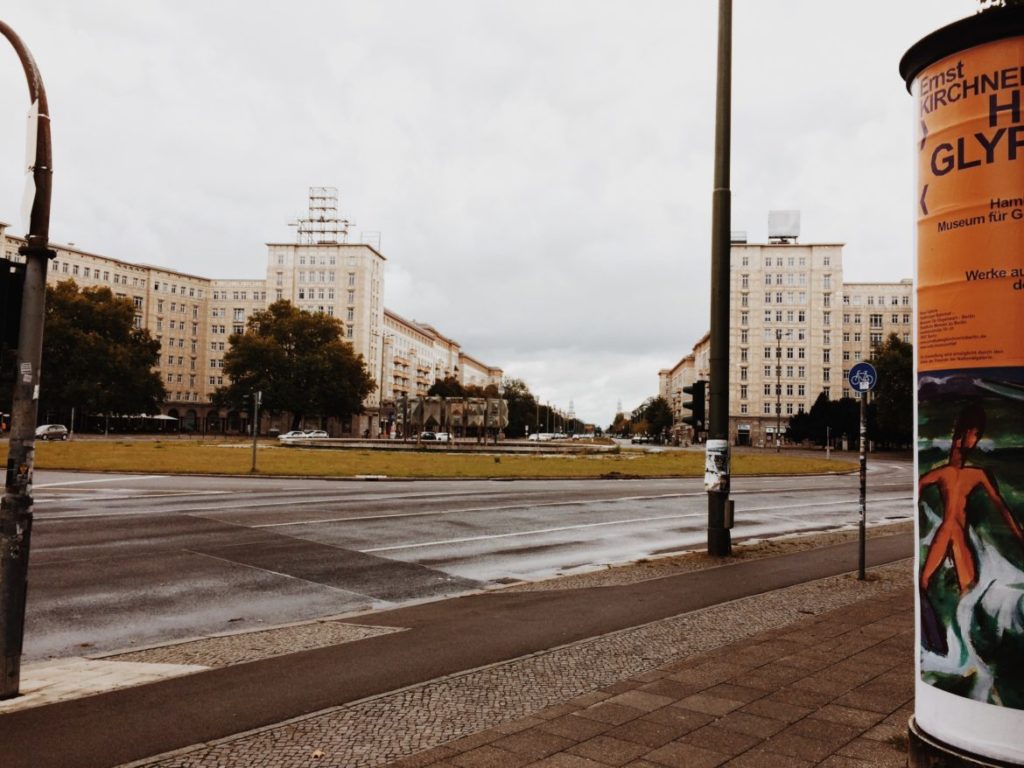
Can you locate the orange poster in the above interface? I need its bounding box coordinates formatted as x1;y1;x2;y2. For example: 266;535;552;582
916;37;1024;372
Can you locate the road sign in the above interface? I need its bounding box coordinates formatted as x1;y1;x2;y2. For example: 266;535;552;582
848;362;878;393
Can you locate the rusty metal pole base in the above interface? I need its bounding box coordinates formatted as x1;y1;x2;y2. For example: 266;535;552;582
908;718;1019;767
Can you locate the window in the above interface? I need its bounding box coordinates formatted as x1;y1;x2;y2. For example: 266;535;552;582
823;368;831;382
740;348;748;362
346;326;354;339
786;365;794;377
764;403;772;415
775;311;783;322
764;365;772;377
740;312;748;326
903;314;911;324
741;294;749;307
823;312;831;326
798;384;806;396
823;275;831;289
740;367;748;381
764;384;772;396
740;404;748;414
765;292;773;304
798;366;806;377
854;332;862;342
870;314;883;328
347;291;355;304
764;347;773;360
740;330;748;344
740;385;748;399
798;348;806;359
823;349;831;363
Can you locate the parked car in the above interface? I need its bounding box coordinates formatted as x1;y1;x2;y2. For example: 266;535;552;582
278;430;308;441
305;430;329;439
35;424;68;441
528;432;554;442
419;431;437;440
434;432;451;442
631;434;653;444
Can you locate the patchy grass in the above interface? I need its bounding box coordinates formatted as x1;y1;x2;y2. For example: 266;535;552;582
3;439;856;479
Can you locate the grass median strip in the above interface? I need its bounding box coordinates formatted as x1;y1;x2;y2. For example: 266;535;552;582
5;440;856;478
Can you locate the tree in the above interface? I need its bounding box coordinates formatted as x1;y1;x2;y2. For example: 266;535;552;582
213;301;375;430
427;376;466;398
501;377;537;438
25;280;165;421
869;333;913;448
642;396;674;440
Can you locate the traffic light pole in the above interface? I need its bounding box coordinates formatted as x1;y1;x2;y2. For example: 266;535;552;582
706;0;732;557
0;21;53;700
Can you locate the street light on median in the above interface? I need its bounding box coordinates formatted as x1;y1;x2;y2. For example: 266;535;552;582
0;19;54;700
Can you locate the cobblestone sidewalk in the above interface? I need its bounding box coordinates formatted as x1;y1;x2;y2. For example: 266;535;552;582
391;587;914;768
127;561;912;768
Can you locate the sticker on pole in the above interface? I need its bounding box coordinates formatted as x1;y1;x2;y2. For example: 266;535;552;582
848;362;877;394
704;439;730;493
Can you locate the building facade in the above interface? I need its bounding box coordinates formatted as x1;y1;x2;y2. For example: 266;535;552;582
659;219;912;447
0;191;502;436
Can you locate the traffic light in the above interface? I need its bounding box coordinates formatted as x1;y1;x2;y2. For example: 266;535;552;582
682;380;706;432
0;258;25;382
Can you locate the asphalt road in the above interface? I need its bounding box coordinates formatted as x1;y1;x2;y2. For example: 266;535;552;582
23;456;913;660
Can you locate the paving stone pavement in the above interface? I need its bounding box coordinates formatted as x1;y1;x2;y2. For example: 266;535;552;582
105;621;402;668
127;560;912;768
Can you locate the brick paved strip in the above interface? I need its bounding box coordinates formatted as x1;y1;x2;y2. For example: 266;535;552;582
105;621;402;668
0;534;910;768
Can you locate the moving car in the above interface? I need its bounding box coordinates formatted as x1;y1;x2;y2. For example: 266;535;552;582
278;430;308;441
35;424;68;441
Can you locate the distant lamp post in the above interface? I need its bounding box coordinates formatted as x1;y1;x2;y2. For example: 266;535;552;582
0;20;54;700
776;328;782;452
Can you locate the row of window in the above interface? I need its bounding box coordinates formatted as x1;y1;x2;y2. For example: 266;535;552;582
744;310;833;326
155;319;199;335
209;290;267;301
844;294;909;307
153;280;202;298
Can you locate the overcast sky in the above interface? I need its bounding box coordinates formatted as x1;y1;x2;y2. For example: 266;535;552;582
0;1;975;424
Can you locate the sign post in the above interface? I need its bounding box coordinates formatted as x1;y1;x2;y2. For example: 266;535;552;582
848;362;877;581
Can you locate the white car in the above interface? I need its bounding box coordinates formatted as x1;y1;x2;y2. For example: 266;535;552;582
278;430;308;441
434;432;451;442
305;430;329;439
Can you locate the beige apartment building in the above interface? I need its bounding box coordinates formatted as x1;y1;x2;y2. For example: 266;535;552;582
0;190;501;436
658;214;912;447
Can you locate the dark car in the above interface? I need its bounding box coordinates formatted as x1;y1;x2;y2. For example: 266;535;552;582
35;424;69;441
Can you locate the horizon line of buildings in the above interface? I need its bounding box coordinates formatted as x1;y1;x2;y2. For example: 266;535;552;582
658;214;912;447
0;189;503;436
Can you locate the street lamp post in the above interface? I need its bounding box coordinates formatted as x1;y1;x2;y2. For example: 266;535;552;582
0;20;53;699
776;328;782;452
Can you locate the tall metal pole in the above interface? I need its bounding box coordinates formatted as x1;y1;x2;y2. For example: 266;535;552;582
706;0;733;557
858;391;867;580
776;329;782;452
250;391;261;473
0;20;53;700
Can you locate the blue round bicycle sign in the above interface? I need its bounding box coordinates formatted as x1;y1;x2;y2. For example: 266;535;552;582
848;362;878;393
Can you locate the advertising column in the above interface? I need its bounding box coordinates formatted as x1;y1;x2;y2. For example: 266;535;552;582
901;9;1024;765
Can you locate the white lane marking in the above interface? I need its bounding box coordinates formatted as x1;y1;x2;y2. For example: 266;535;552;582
358;495;914;553
34;475;164;488
252;492;704;528
34;490;234;505
361;512;703;553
